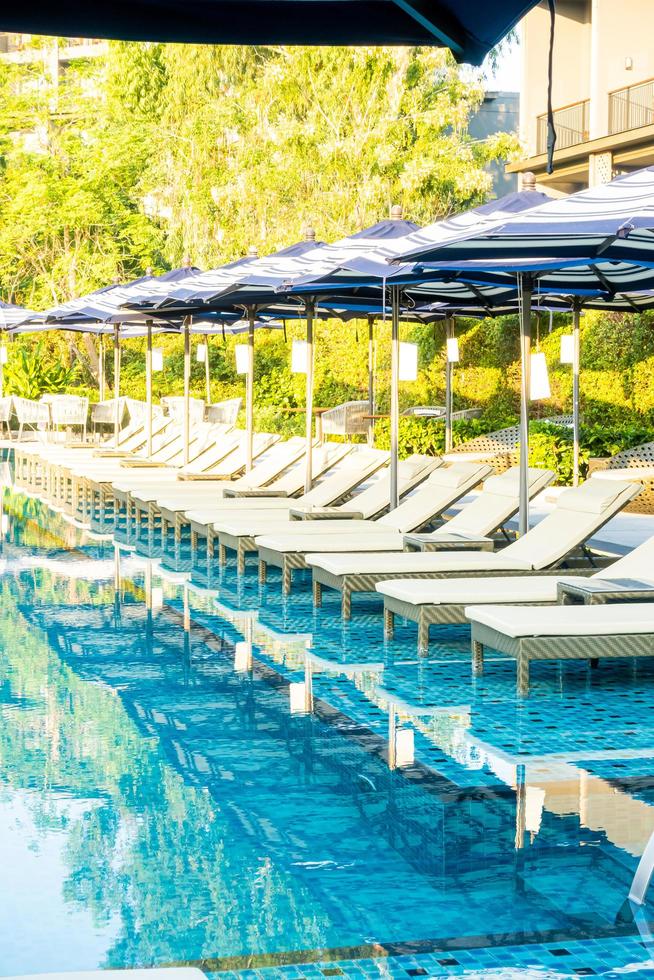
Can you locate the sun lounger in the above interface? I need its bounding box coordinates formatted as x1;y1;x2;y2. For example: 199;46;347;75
378;526;654;651
306;476;641;618
403;466;555;551
205;452;435;573
255;460;490;593
466;603;654;696
183;444;384;568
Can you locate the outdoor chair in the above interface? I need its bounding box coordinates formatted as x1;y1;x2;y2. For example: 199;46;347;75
205;397;242;426
0;396;13;438
161;396;206;425
588;440;654;514
466;603;654;697
305;475;640;618
321;400;370;438
379;528;654;652
13;396;51;441
42;394;89;441
255;459;489;593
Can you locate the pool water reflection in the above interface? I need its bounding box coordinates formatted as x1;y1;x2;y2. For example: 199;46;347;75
0;492;653;976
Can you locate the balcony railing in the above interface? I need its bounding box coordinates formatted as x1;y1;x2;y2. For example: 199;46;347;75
609;77;654;134
537;99;590;155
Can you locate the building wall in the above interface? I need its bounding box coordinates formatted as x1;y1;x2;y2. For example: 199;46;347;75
521;0;591;155
521;0;654;156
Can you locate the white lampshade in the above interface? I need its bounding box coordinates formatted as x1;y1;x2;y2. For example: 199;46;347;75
196;342;207;364
560;334;575;364
446;337;460;363
235;343;250;375
399;342;418;381
0;347;8;366
530;351;551;400
291;339;309;374
152;347;164;372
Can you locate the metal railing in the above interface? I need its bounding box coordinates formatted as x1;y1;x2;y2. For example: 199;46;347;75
610;77;654;134
537;99;590;154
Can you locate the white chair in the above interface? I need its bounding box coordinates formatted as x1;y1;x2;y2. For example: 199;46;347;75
42;394;89;441
321;401;370;437
13;397;51;441
161;396;206;425
205;397;242;426
0;397;13;438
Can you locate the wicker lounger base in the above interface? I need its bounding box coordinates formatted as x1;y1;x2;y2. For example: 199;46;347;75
382;594;555;653
258;546;308;592
219;532;259;574
470;620;654;696
312;563;603;621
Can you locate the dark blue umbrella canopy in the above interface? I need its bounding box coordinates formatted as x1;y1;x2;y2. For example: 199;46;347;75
2;1;539;62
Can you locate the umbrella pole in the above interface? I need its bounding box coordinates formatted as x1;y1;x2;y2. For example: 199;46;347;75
113;324;121;448
146;319;153;458
183;315;191;467
246;308;255;472
368;315;375;447
518;275;532;537
99;335;105;402
572;301;581;487
304;300;315;494
204;333;211;405
390;285;400;510
445;317;454;454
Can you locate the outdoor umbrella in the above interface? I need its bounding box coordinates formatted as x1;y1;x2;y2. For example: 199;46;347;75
128;219;419;492
4;1;541;62
390;166;654;532
126;235;326;474
284;187;552;507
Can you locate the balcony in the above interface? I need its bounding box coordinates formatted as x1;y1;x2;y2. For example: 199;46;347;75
537;99;590;154
609;77;654;134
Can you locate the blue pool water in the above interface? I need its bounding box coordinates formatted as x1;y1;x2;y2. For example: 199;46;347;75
1;492;654;977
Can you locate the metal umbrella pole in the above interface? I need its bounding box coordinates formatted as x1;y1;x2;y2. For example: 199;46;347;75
445;316;454;453
572;299;581;487
518;274;533;537
113;323;121;448
204;333;211;405
304;299;315;494
99;334;106;401
390;285;400;510
367;314;375;446
246;307;256;472
183;315;191;467
146;319;153;458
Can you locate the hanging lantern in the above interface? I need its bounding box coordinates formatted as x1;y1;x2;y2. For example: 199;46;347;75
196;342;207;364
291;339;309;374
235;344;249;375
151;585;164;611
446;337;460;363
530;351;551;400
234;641;252;672
152;347;164;372
289;681;307;714
560;334;575;364
399;342;418;381
0;347;8;366
395;727;415;768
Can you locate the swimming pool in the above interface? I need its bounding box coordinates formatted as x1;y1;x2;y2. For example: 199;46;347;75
1;491;653;978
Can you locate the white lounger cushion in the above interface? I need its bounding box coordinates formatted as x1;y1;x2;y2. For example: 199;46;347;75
557;478;632;514
377;575;563;605
465;603;654;637
377;534;654;609
306;551;533;574
258;532;406;554
223;518;391;537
